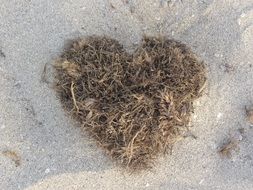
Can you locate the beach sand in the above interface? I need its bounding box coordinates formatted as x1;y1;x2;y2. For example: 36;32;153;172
1;0;253;189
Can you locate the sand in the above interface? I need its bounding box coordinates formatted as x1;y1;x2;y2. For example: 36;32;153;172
0;0;253;189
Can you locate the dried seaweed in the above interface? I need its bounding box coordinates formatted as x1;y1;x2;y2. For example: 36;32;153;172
2;150;21;167
245;106;253;125
54;36;206;171
218;138;239;158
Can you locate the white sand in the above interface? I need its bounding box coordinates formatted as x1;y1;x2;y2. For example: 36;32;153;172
1;0;253;189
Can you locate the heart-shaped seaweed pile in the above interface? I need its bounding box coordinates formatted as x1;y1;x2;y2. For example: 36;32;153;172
54;36;206;170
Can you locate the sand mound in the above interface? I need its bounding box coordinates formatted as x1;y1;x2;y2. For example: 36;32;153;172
54;36;206;170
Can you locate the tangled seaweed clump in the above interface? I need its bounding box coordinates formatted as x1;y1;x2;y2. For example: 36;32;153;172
54;36;206;170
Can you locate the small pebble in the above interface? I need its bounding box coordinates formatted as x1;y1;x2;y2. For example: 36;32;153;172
45;168;50;174
217;112;223;120
214;53;223;58
238;134;243;141
199;179;204;184
155;16;161;21
241;13;246;18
